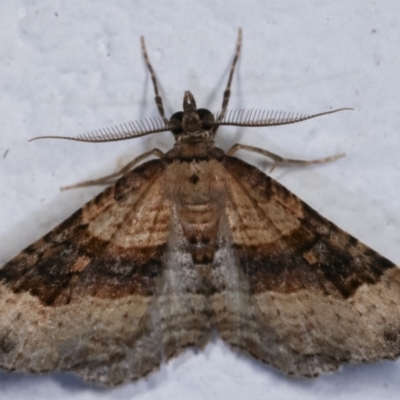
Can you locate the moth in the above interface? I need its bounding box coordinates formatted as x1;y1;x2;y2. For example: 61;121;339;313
1;28;399;387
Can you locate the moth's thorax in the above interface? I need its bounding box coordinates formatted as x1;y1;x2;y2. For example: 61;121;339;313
162;140;226;265
163;159;226;264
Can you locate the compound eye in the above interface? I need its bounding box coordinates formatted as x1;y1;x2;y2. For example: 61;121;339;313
197;108;214;130
169;111;184;135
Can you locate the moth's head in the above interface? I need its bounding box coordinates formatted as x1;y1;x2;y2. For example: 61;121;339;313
169;91;215;142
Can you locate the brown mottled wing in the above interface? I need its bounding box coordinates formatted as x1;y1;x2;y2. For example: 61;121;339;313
0;159;212;385
216;155;400;376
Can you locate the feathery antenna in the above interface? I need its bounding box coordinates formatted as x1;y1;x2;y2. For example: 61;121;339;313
29;117;178;143
214;108;353;128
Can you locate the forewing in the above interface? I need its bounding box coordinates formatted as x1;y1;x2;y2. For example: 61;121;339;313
0;159;211;385
218;155;400;376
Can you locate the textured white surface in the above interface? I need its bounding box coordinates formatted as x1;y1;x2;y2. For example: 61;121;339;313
1;0;400;398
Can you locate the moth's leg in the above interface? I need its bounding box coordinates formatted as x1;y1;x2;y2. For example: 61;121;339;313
213;28;242;134
227;143;345;173
141;36;168;122
62;148;165;190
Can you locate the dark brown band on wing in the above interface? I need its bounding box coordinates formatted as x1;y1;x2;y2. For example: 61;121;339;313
222;155;395;298
0;234;165;306
236;226;394;298
0;159;168;306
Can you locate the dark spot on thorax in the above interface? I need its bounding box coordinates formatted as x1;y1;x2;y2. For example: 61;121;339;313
189;174;200;184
